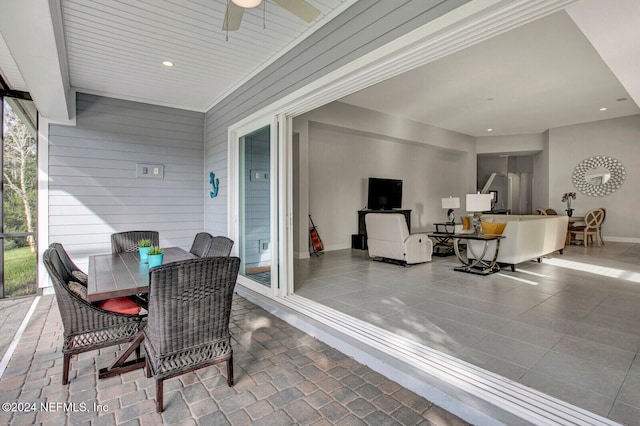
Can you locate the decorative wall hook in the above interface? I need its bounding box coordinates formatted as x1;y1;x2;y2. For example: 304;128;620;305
209;172;219;198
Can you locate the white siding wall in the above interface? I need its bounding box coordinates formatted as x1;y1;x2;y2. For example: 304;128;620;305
48;93;205;269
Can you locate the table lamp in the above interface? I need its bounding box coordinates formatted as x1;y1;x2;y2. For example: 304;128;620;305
466;193;492;234
441;197;460;223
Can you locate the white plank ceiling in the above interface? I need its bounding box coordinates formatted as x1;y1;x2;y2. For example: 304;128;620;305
60;0;352;111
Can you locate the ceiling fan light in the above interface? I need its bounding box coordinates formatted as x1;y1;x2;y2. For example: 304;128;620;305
232;0;262;8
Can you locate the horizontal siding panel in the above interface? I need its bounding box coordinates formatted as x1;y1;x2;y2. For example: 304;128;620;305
49;194;202;206
49;94;205;250
50;212;202;226
76;93;200;120
77;97;204;127
49;126;203;148
49;165;201;181
49;203;200;216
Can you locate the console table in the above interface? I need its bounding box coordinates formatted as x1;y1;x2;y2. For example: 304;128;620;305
354;209;411;250
431;222;459;256
429;232;504;275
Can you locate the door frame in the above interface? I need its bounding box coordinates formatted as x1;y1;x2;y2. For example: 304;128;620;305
228;114;288;297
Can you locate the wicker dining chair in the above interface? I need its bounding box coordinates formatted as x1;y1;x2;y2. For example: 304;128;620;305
43;247;146;385
49;242;88;286
206;236;234;257
144;256;240;412
189;232;214;257
111;231;159;253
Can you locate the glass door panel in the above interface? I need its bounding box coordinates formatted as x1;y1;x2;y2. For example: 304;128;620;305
239;125;272;287
1;97;38;297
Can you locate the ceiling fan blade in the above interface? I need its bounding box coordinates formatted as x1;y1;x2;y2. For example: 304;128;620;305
272;0;320;23
222;1;245;31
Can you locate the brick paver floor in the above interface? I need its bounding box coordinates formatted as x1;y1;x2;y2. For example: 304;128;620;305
0;294;471;425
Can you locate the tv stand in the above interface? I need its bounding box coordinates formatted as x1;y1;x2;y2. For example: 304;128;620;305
357;209;411;242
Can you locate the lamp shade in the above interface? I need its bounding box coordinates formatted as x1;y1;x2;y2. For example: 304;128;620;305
441;197;460;209
232;0;262;7
466;193;492;212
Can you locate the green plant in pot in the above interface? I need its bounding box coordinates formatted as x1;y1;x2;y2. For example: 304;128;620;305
147;246;164;268
138;239;152;263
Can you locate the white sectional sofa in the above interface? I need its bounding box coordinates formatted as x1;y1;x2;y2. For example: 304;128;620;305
467;214;569;271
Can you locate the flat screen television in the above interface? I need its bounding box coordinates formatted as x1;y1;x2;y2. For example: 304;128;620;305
367;178;403;210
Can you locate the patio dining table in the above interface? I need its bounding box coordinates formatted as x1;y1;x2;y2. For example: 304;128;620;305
87;246;195;302
86;247;196;379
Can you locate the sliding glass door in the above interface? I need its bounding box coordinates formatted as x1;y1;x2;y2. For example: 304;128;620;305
238;125;273;288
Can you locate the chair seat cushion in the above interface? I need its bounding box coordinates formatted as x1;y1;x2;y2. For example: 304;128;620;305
98;297;141;315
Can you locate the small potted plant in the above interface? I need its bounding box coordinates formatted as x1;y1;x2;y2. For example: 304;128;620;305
147;246;164;268
138;239;152;263
561;192;576;217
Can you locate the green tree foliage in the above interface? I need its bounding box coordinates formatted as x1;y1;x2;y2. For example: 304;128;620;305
3;101;37;252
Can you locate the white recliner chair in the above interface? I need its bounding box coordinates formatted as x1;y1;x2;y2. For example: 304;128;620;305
365;213;433;264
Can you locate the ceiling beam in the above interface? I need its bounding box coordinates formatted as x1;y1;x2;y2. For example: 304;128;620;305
0;0;72;120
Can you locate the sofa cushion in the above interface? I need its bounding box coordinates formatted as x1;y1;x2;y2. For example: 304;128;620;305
481;221;507;235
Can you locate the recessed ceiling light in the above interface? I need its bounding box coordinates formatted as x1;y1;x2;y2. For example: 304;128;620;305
599;107;607;111
487;128;493;132
162;60;174;67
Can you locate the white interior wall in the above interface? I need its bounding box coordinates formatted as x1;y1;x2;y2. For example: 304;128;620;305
293;102;475;255
548;114;640;241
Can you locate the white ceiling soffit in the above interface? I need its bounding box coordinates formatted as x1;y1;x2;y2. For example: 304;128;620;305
0;33;28;92
60;0;352;112
566;0;640;109
0;0;72;120
340;7;640;137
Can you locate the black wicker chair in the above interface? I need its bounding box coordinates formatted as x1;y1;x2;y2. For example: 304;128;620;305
43;247;146;385
111;231;159;253
205;236;234;257
49;242;88;286
143;257;240;412
189;232;213;257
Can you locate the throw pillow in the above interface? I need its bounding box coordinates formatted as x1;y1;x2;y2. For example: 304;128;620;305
461;216;471;230
68;281;88;301
481;221;507;235
71;270;88;286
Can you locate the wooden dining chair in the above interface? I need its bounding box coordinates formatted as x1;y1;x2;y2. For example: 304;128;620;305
544;208;558;215
189;232;213;257
43;246;146;385
111;231;159;253
143;257;240;411
568;208;605;247
206;236;234;257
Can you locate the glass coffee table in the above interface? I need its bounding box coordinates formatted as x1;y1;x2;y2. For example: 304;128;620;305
428;232;505;275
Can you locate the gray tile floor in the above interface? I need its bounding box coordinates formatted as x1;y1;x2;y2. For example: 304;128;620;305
294;242;640;425
0;293;470;425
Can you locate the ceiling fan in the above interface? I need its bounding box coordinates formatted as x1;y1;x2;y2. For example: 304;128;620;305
223;0;321;31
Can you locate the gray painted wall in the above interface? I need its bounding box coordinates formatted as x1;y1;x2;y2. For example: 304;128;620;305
48;93;205;268
204;0;470;234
